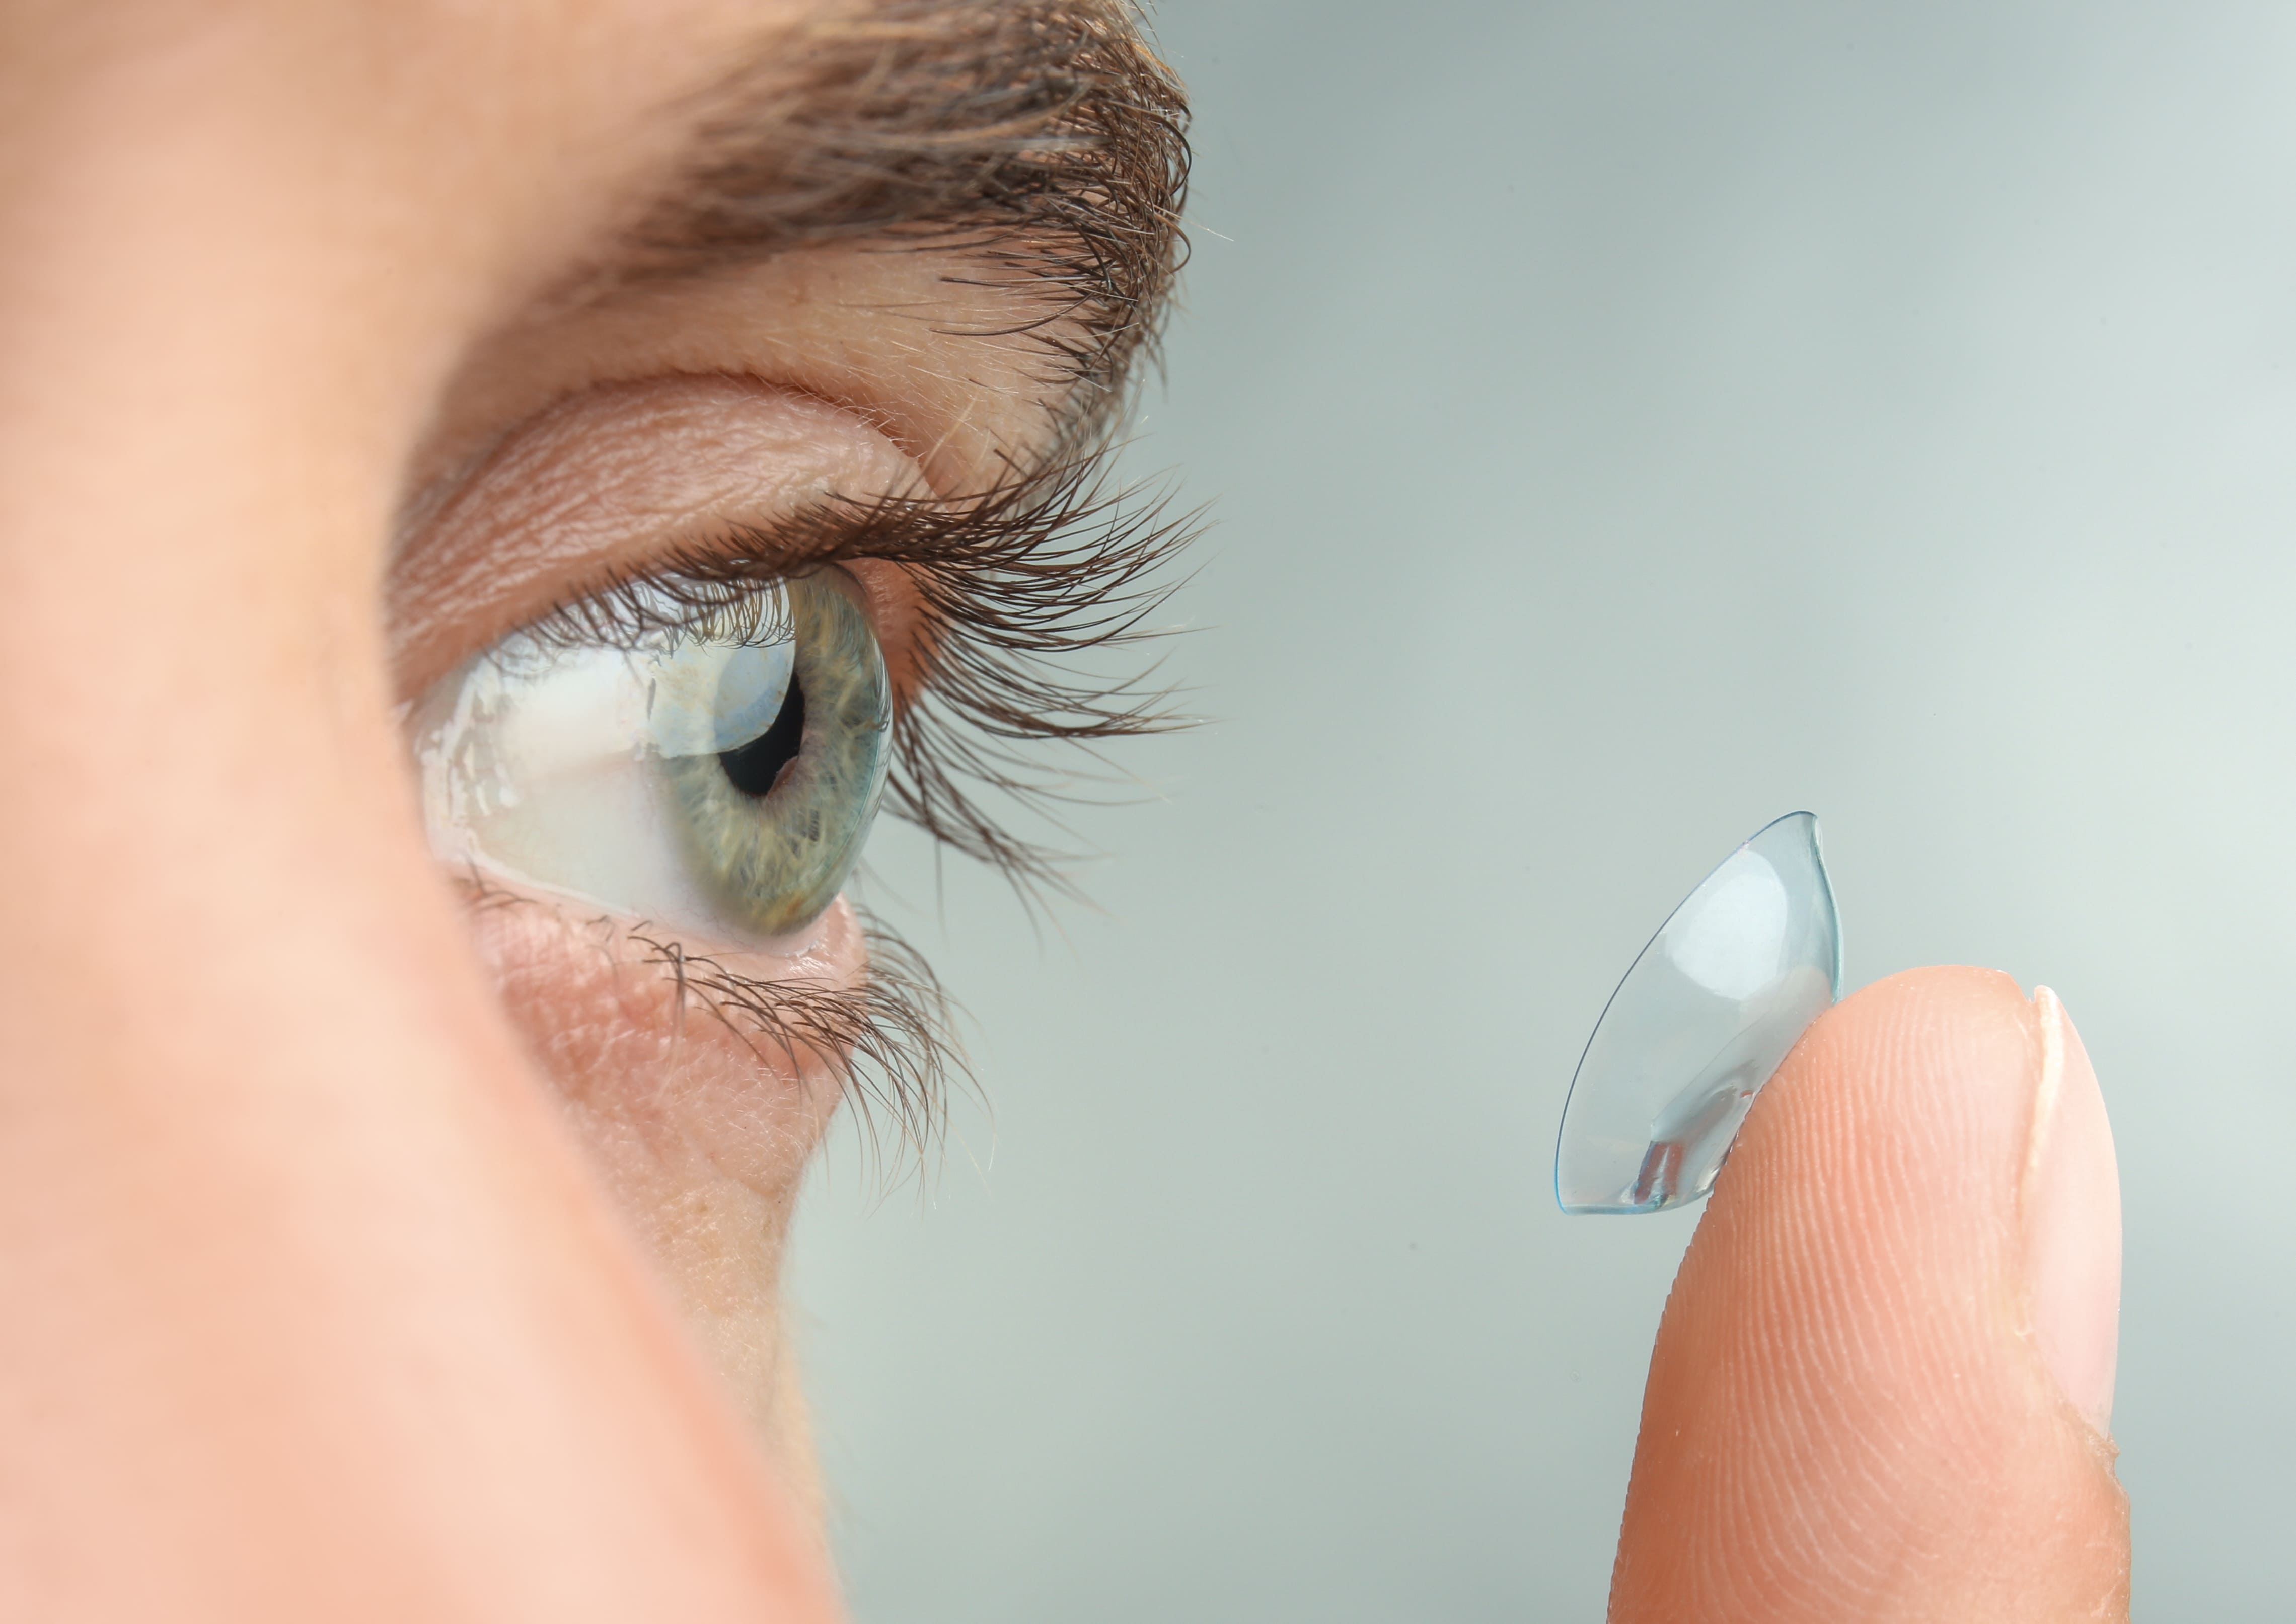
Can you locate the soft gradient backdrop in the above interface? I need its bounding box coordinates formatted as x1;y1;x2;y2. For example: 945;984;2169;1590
792;3;2296;1616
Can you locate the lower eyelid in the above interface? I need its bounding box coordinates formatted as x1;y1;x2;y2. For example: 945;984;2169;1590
456;879;956;1175
461;883;848;1176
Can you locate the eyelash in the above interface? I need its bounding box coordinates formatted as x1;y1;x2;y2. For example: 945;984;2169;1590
506;450;1202;1167
460;867;959;1174
532;448;1200;887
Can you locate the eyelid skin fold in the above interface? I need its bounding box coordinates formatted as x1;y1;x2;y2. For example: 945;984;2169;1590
390;374;927;703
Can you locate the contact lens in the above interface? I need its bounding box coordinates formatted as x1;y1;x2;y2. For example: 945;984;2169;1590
1554;812;1841;1215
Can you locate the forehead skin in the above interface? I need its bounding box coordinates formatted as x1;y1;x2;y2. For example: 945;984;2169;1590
0;0;1178;437
0;9;682;437
0;0;760;354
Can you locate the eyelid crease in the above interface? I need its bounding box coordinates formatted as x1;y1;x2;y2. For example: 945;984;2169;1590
389;376;930;699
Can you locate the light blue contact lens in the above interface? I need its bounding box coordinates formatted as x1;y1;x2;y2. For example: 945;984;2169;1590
1554;812;1841;1215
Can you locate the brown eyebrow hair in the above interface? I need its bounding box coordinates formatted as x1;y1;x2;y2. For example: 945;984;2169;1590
625;0;1191;458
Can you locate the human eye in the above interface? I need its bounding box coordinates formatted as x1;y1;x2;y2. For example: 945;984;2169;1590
386;367;1201;1161
412;566;891;949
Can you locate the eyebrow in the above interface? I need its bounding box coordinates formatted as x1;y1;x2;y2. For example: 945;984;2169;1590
619;0;1191;455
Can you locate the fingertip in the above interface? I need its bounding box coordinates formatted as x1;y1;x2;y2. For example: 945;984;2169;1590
1610;966;2129;1622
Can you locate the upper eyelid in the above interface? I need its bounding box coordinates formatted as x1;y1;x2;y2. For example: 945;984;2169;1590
397;374;933;557
512;537;927;716
500;473;1119;716
387;376;938;701
407;248;1110;532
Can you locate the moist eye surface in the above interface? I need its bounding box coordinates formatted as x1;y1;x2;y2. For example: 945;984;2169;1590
413;568;892;945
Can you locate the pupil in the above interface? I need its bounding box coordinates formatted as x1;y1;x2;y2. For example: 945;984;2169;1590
717;671;805;798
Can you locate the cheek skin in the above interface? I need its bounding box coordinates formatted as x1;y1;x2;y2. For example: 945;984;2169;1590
458;889;863;1504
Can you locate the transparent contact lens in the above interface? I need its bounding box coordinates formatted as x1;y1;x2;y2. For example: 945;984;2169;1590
1554;812;1841;1215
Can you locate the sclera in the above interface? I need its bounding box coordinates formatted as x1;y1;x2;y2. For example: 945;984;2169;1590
1554;812;1841;1215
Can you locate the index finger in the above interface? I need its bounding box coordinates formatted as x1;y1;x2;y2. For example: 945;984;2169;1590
1610;967;2128;1622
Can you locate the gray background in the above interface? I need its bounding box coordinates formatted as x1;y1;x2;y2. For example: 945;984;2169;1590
792;2;2296;1616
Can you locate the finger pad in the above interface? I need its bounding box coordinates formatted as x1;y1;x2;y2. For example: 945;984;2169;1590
1611;967;2129;1622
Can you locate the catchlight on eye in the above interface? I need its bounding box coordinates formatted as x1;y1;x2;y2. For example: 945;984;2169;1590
1554;811;1841;1216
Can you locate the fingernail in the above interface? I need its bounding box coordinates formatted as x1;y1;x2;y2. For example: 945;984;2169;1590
2023;988;2122;1435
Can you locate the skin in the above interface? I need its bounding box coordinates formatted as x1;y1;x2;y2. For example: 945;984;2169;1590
0;2;2128;1619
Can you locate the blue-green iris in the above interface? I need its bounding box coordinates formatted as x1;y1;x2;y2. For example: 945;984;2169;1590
657;570;891;938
